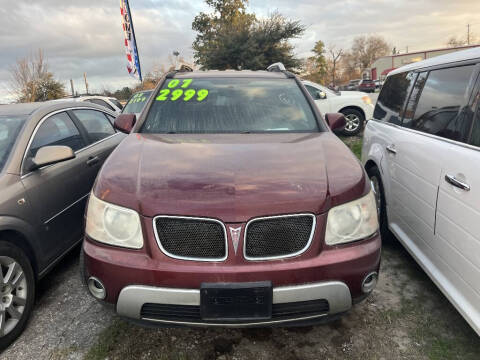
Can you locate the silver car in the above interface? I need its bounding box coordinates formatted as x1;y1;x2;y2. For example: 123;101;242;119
0;101;124;348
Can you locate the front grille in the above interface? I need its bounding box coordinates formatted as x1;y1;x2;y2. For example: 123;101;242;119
244;214;315;260
154;216;227;261
140;299;329;322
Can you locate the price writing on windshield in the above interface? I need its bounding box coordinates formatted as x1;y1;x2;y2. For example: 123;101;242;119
156;79;209;102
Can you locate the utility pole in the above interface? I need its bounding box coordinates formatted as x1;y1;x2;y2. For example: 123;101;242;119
173;51;180;69
406;46;409;53
70;79;75;97
83;72;89;95
467;24;470;45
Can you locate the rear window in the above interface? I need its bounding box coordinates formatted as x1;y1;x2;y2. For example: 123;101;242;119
122;91;152;114
0;115;26;171
141;78;319;133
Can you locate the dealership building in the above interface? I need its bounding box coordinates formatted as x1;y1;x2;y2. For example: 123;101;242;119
365;44;479;80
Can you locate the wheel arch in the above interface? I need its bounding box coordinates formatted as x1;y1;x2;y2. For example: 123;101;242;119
364;159;378;173
0;220;41;279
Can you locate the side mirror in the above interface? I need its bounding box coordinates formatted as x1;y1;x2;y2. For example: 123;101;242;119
114;114;136;134
29;145;75;171
325;113;346;131
317;91;327;100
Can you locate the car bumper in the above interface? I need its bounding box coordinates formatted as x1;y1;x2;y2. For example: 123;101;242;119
83;229;381;327
115;281;352;327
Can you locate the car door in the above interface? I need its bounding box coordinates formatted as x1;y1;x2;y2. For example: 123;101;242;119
304;84;331;116
433;77;480;334
68;108;125;186
365;70;418;229
21;111;90;263
388;64;478;262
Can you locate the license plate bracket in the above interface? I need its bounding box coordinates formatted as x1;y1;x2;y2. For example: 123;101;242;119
200;281;272;321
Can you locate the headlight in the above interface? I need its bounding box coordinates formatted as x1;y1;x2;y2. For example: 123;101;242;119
325;191;378;245
361;96;372;105
85;192;143;249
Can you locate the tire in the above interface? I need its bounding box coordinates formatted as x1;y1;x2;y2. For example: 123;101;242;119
340;108;364;136
0;241;35;350
366;166;392;242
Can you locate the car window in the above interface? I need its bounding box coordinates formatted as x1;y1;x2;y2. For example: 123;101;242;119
142;78;319;133
122;91;152;114
29;112;84;158
409;65;476;143
401;72;427;127
87;99;115;112
0;115;27;171
110;98;123;110
305;85;319;99
72;109;115;143
470;103;480;147
374;71;416;125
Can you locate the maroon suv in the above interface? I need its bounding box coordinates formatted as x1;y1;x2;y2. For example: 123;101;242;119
82;66;381;327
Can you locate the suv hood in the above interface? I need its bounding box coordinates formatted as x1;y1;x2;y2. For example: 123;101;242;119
95;133;367;222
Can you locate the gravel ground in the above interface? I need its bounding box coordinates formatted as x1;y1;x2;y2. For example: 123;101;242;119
1;239;478;360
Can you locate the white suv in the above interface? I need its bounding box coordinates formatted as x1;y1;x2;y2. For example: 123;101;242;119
362;47;480;336
303;80;374;136
76;96;123;114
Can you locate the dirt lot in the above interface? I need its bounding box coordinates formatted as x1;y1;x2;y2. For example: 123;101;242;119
1;131;478;359
1;239;478;360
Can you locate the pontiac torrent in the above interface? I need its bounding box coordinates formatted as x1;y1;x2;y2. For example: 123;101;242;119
82;65;381;327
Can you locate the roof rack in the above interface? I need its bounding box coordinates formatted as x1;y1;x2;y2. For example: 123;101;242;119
165;65;194;78
267;62;286;72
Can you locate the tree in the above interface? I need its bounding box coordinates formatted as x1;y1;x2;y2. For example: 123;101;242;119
350;35;390;72
446;36;467;48
308;40;328;82
328;45;343;86
192;0;305;70
9;49;65;102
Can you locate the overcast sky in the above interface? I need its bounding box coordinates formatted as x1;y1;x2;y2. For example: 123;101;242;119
0;0;479;102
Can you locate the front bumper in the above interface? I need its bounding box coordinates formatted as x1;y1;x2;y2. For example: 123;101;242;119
116;281;351;327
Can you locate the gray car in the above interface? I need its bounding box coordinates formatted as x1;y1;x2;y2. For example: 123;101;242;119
0;101;124;349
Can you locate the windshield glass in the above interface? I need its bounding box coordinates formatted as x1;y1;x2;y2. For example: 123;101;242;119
122;91;152;114
0;115;27;171
141;78;319;133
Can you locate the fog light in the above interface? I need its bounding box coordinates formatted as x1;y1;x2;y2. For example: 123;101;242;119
88;276;106;300
361;272;378;293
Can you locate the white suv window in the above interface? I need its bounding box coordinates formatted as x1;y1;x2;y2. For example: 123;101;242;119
408;65;475;143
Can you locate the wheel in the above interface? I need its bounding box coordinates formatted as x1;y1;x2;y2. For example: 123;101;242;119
340;109;364;136
0;242;35;350
366;166;392;242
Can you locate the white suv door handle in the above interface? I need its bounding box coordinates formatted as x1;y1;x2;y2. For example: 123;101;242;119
386;145;397;154
445;174;470;191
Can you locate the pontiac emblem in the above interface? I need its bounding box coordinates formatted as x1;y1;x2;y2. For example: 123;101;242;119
229;227;242;254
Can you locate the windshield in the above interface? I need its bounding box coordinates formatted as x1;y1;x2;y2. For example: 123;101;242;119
0;115;27;171
122;91;152;114
142;78;319;133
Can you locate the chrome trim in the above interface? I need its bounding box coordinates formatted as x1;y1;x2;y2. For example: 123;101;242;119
140;313;328;327
44;193;90;224
445;174;471;191
372;119;480;153
152;215;228;262
385;144;397;154
361;272;378;294
116;281;352;323
21;106;118;177
243;213;316;261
